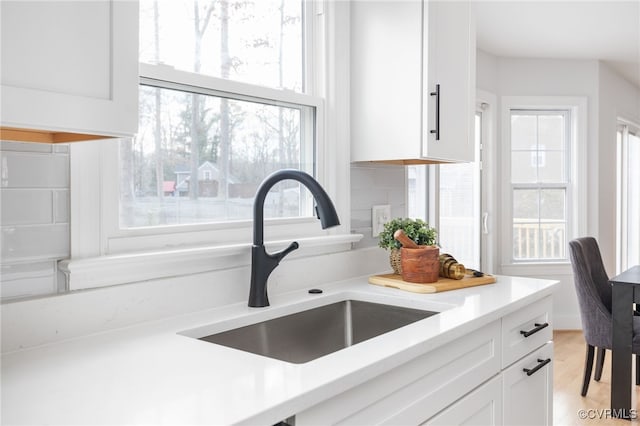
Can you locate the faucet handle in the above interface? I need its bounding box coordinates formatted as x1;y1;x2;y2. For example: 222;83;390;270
274;241;299;262
279;241;300;259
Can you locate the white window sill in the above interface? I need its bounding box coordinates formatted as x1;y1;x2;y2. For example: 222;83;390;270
501;262;572;277
59;234;363;291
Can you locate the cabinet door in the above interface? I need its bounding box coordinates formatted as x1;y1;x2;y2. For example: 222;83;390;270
350;0;423;162
423;0;475;162
350;0;475;164
1;0;138;138
423;375;503;426
503;342;554;426
295;320;501;426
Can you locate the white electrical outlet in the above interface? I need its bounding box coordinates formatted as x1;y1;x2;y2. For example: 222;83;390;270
372;205;391;237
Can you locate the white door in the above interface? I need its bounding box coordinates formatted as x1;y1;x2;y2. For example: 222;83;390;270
436;110;483;270
408;97;495;273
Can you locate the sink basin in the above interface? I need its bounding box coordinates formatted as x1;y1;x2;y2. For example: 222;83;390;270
196;300;438;363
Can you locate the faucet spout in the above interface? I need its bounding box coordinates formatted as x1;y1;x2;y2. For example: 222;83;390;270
249;169;340;307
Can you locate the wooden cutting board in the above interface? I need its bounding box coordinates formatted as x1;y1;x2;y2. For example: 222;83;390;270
368;273;497;293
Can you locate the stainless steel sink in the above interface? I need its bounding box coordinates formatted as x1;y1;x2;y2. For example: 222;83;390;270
197;300;438;363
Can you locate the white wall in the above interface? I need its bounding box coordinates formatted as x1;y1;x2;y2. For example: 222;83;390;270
476;50;499;94
477;51;640;329
477;53;597;329
597;62;640;275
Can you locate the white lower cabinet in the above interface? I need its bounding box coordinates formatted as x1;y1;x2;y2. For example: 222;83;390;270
502;342;553;426
294;296;553;426
425;341;553;426
295;320;501;425
423;375;503;426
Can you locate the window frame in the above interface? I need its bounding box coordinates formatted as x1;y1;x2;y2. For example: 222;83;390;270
510;108;571;262
500;96;587;272
616;119;640;273
107;64;325;247
63;0;356;290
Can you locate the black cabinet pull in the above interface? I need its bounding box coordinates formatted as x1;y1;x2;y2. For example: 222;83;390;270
520;322;549;338
523;358;551;376
430;84;440;141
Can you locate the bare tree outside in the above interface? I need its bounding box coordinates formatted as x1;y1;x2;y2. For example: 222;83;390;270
218;0;231;201
153;0;165;203
123;0;309;228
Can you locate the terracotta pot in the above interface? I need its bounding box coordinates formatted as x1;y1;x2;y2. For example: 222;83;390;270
400;245;440;283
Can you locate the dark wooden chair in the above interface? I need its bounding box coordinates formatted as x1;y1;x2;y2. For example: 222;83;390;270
568;237;640;396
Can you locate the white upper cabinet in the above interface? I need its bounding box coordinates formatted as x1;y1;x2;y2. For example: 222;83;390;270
0;1;138;143
351;0;475;164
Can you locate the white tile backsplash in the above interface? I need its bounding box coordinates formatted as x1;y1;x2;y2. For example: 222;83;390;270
0;141;54;153
372;166;406;187
1;260;55;281
1;261;57;300
1;189;53;225
1;274;58;300
1;224;70;261
350;163;406;249
0;150;69;188
1;142;70;301
54;190;69;223
350;165;376;188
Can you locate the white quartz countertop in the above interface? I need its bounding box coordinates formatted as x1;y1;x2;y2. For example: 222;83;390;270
1;274;557;425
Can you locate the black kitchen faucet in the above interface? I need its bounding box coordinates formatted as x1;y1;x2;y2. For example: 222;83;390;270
248;170;340;307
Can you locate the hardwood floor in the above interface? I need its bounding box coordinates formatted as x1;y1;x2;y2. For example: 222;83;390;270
554;330;640;425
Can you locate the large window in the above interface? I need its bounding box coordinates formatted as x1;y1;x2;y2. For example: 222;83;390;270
65;0;351;290
617;122;640;271
510;109;570;261
122;0;318;229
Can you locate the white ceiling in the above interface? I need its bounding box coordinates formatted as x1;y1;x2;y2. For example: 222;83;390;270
473;1;640;87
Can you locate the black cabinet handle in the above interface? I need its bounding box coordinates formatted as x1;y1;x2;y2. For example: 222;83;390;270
430;84;440;141
520;322;549;338
523;358;551;376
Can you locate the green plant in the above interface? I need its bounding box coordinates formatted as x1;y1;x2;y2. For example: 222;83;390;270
378;218;437;250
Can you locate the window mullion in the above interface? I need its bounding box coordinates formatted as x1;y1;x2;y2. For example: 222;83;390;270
139;64;323;109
